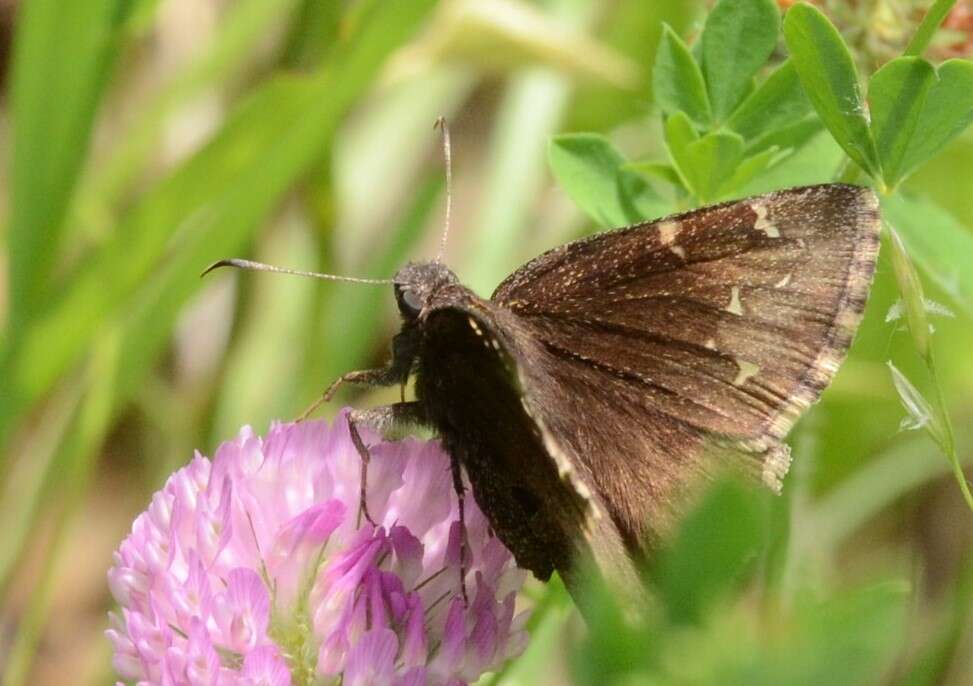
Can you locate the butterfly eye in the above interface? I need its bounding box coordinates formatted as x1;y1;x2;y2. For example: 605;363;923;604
395;285;423;319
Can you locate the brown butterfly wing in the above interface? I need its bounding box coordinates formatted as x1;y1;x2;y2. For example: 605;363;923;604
491;184;880;551
415;286;634;590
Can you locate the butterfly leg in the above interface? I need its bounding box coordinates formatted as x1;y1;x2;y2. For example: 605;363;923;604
298;333;417;420
297;368;400;421
448;453;470;605
345;402;427;527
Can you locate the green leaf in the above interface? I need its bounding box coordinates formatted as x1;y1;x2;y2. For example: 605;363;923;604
625;160;685;189
688;134;746;191
907;59;973;169
740;130;845;195
0;327;122;686
665;114;745;203
868;57;937;189
664;111;700;189
783;3;881;179
549;133;667;227
882;59;973;188
721;146;787;195
6;0;126;330
650;478;767;625
881;193;973;318
674;582;909;686
664;110;700;150
727;60;814;142
653;24;711;127
746;114;822;156
571;571;657;685
118;0;166;34
756;583;909;686
701;0;780;122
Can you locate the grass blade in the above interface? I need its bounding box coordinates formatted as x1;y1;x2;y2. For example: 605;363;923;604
0;0;438;458
6;0;126;329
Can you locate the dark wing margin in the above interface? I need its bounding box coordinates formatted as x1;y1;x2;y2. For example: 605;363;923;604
491;184;880;547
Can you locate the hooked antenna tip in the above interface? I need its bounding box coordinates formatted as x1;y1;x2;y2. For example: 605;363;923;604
200;259;240;278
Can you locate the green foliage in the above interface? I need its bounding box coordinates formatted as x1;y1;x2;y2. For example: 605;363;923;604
1;1;438;681
904;0;962;57
539;2;973;683
699;0;780;122
783;3;882;178
883;193;973;317
874;59;973;188
3;0;973;683
552;0;824;212
549;134;667;227
649;479;768;625
726;61;813;145
567;479;909;686
653;25;711;128
869;57;939;188
666;116;747;203
785;3;973;191
0;0;439;455
7;0;129;329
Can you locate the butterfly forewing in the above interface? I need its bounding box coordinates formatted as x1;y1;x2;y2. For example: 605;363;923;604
491;184;880;550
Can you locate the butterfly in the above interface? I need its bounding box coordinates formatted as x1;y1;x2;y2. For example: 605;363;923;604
207;133;880;599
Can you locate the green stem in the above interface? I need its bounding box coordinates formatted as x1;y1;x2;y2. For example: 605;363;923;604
904;0;959;57
927;355;973;512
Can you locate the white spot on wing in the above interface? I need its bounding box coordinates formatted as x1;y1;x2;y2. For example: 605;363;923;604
733;359;760;386
751;203;780;238
658;220;685;259
704;338;717;350
774;273;792;288
520;397;602;522
725;286;743;316
658;220;680;245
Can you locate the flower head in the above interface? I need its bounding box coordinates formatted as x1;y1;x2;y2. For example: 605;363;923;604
107;410;529;685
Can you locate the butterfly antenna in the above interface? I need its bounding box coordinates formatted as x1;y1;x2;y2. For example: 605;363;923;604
434;116;452;263
201;258;392;285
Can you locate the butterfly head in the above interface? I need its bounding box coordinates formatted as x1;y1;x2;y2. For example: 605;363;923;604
393;261;459;321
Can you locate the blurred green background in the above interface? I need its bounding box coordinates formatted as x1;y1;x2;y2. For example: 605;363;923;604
0;0;971;684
